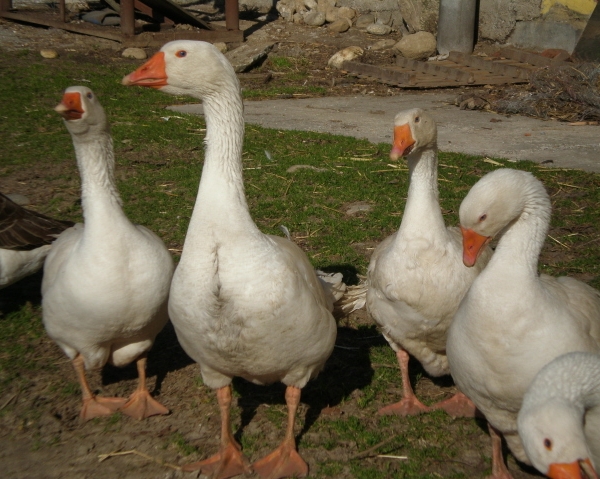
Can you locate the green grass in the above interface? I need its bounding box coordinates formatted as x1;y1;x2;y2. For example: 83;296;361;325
1;47;600;478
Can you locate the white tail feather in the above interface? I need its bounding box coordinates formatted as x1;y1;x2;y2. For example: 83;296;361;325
316;270;347;312
339;274;368;313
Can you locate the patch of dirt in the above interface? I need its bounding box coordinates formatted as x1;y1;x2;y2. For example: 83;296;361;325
0;12;547;479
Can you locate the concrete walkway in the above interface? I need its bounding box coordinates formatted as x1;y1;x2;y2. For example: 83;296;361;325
169;91;600;173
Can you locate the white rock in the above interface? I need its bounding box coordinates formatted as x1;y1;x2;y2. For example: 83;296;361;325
213;42;227;54
355;14;375;29
366;23;392;35
338;7;356;21
327;46;364;69
293;12;305;23
40;49;58;59
325;6;340;23
277;3;295;22
391;11;407;32
345;201;373;215
303;10;326;26
121;47;147;60
328;18;351;33
376;11;392;25
304;0;317;9
317;0;336;14
394;31;437;60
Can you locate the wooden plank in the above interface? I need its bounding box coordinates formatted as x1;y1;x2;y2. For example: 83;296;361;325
342;61;417;86
0;11;124;41
499;47;569;67
340;58;531;88
448;51;530;79
396;57;474;83
123;28;244;47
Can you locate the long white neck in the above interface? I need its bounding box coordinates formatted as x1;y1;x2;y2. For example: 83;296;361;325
71;130;127;233
395;146;446;242
185;85;258;243
563;358;600;415
486;186;551;280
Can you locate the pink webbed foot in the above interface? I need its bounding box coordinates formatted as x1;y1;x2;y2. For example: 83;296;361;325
486;423;515;479
119;388;169;420
253;442;309;479
181;441;251;479
378;396;431;416
430;391;479;418
80;395;127;421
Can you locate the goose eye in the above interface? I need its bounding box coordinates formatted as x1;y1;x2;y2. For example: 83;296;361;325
86;92;93;100
544;438;552;450
479;214;487;222
176;50;187;58
414;116;420;123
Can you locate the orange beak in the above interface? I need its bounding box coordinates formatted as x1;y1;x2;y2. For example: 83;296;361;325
547;458;599;479
55;92;83;120
390;123;415;160
460;226;491;267
122;51;168;89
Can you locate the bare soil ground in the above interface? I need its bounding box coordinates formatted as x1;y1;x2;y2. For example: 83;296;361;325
0;13;549;479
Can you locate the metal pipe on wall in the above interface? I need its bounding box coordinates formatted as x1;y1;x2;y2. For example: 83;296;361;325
437;0;477;55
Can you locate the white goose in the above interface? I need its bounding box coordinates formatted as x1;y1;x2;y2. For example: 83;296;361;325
518;351;600;479
447;168;600;478
363;108;491;417
43;86;174;421
0;193;73;288
123;41;340;479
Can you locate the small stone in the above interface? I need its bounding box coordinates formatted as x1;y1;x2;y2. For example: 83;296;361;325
394;31;437;60
338;7;356;21
304;0;317;9
355;14;375;29
213;42;227;54
376;11;392;26
121;47;147;60
40;49;58;59
325;6;340;23
6;193;30;206
277;3;295;22
327;46;364;69
345;201;372;215
303;11;326;26
329;18;351;33
370;39;397;51
293;12;304;23
391;11;407;32
317;0;336;14
366;23;392;35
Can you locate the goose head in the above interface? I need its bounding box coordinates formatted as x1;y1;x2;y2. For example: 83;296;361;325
390;108;437;160
55;86;108;136
458;168;547;266
121;40;239;100
518;402;598;479
518;352;600;479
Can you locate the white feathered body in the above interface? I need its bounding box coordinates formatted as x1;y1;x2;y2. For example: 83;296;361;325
366;130;490;378
42;93;174;370
163;50;337;391
447;169;600;464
